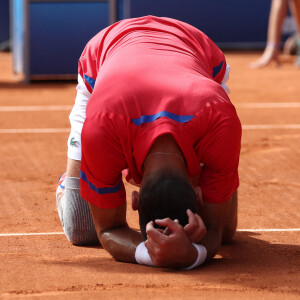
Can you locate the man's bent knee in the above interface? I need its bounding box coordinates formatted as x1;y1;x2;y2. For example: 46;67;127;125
58;176;99;246
64;224;99;246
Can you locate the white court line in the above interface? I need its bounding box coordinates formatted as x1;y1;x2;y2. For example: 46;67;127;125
236;102;300;108
237;228;300;232
0;232;65;237
1;124;300;134
0;105;73;111
0;103;299;112
242;124;300;130
0;128;70;133
0;228;299;237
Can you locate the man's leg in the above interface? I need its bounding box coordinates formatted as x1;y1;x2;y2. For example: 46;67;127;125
249;0;288;68
222;190;238;243
56;159;99;245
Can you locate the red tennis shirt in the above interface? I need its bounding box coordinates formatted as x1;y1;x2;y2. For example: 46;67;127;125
79;16;242;209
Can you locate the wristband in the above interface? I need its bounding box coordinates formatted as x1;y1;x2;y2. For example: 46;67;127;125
183;244;207;270
135;242;156;267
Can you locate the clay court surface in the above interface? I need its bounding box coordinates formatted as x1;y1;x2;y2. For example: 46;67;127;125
0;51;299;299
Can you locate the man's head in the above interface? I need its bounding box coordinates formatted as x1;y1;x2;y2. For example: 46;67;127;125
136;169;198;239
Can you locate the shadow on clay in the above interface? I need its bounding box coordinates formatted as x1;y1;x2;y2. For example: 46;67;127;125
44;231;300;279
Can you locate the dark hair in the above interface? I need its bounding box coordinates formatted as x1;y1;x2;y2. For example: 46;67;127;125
138;170;198;240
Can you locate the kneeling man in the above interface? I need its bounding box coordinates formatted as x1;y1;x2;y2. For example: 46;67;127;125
57;15;241;269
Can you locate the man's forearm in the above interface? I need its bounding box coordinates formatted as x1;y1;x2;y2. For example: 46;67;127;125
199;226;222;261
88;203;143;263
99;225;144;263
198;198;232;262
66;158;81;177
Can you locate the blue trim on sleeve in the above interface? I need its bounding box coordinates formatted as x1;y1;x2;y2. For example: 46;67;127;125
80;170;122;194
83;74;95;90
131;111;194;126
212;61;224;78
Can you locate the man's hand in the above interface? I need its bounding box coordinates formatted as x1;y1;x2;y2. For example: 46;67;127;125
184;209;207;243
145;218;198;268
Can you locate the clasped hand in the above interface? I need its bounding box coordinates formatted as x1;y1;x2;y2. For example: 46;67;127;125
145;209;207;268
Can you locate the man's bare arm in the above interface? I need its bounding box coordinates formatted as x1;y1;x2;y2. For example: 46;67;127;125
198;194;234;261
66;158;81;177
89;202;144;263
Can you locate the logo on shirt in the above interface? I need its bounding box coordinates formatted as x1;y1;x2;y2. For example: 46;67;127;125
70;137;79;147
